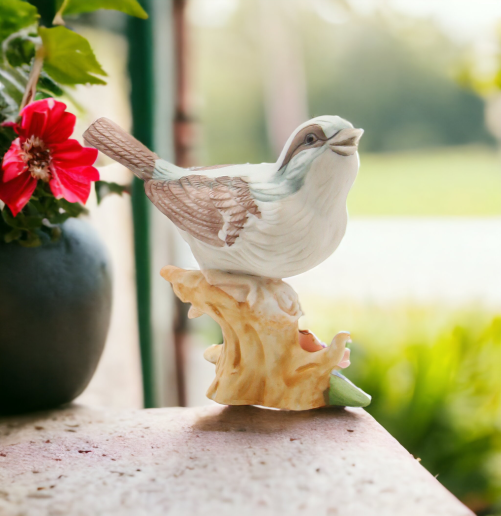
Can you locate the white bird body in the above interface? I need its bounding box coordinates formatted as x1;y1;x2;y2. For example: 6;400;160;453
84;115;362;279
181;150;357;278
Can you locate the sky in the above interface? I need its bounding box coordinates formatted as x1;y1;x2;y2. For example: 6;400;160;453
386;0;501;42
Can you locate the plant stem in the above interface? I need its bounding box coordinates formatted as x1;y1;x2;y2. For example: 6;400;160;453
19;46;44;112
52;0;69;26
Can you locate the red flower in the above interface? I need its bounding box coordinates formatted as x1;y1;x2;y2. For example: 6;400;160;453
0;99;99;216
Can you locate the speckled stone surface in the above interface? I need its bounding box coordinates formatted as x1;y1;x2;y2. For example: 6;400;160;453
0;405;473;516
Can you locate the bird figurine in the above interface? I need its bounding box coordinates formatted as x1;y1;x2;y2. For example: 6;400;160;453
83;115;363;279
85;115;371;410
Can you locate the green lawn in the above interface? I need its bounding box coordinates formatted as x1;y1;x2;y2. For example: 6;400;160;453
348;146;501;216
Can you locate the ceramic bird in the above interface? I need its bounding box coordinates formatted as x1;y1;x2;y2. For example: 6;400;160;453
83;116;363;279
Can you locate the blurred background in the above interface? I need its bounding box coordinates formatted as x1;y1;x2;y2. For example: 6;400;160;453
66;0;501;513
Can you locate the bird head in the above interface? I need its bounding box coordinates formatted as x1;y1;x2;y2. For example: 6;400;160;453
276;115;363;178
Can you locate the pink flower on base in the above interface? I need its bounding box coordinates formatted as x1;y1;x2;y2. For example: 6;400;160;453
0;99;99;216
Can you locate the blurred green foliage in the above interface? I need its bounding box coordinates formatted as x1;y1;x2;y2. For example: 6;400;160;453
301;299;501;515
349;146;501;216
302;20;493;153
194;4;493;165
0;0;38;43
0;0;145;126
194;4;269;165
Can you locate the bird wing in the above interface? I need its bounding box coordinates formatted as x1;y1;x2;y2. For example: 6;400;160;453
144;174;261;247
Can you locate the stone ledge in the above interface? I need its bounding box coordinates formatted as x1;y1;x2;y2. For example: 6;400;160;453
0;405;473;516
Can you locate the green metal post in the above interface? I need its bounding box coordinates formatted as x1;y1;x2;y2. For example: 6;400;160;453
127;1;156;408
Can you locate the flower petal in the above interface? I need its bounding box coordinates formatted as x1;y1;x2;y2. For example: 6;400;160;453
19;99;76;144
63;165;100;183
0;120;18;132
44;111;76;144
19;111;47;140
338;348;351;369
49;165;92;204
19;98;53;127
1;139;28;182
0;171;37;217
51;139;98;167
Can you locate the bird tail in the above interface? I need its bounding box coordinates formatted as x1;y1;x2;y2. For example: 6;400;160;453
83;117;159;180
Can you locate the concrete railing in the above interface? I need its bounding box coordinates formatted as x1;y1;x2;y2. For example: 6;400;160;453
0;405;474;516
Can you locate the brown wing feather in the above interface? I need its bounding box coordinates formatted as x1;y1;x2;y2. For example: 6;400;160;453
144;175;261;247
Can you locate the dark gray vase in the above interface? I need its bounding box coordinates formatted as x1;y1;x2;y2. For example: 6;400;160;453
0;218;112;414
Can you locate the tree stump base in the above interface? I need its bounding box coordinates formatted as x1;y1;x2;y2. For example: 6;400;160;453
161;266;352;411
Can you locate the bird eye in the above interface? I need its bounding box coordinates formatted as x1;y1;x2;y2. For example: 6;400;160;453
304;133;317;145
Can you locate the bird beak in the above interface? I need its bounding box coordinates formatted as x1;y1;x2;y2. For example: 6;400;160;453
329;128;364;156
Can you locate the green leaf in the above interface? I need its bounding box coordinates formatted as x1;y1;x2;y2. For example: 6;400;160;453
21;216;42;230
17;229;42;247
27;198;43;213
0;63;27;105
0;181;91;246
327;371;372;408
47;211;70;225
56;0;147;19
37;71;64;96
0;84;18;123
95;180;130;204
3;228;22;243
0;0;39;43
1;206;22;228
4;35;36;67
24;200;40;216
39;26;107;85
35;182;55;197
0;121;16;154
56;197;87;217
4;209;43;230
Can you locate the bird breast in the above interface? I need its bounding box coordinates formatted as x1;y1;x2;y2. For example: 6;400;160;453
185;152;356;278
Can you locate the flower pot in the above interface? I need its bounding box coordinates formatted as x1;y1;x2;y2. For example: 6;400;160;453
0;218;112;414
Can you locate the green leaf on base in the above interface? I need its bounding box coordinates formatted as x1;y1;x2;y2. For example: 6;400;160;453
327;370;372;408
